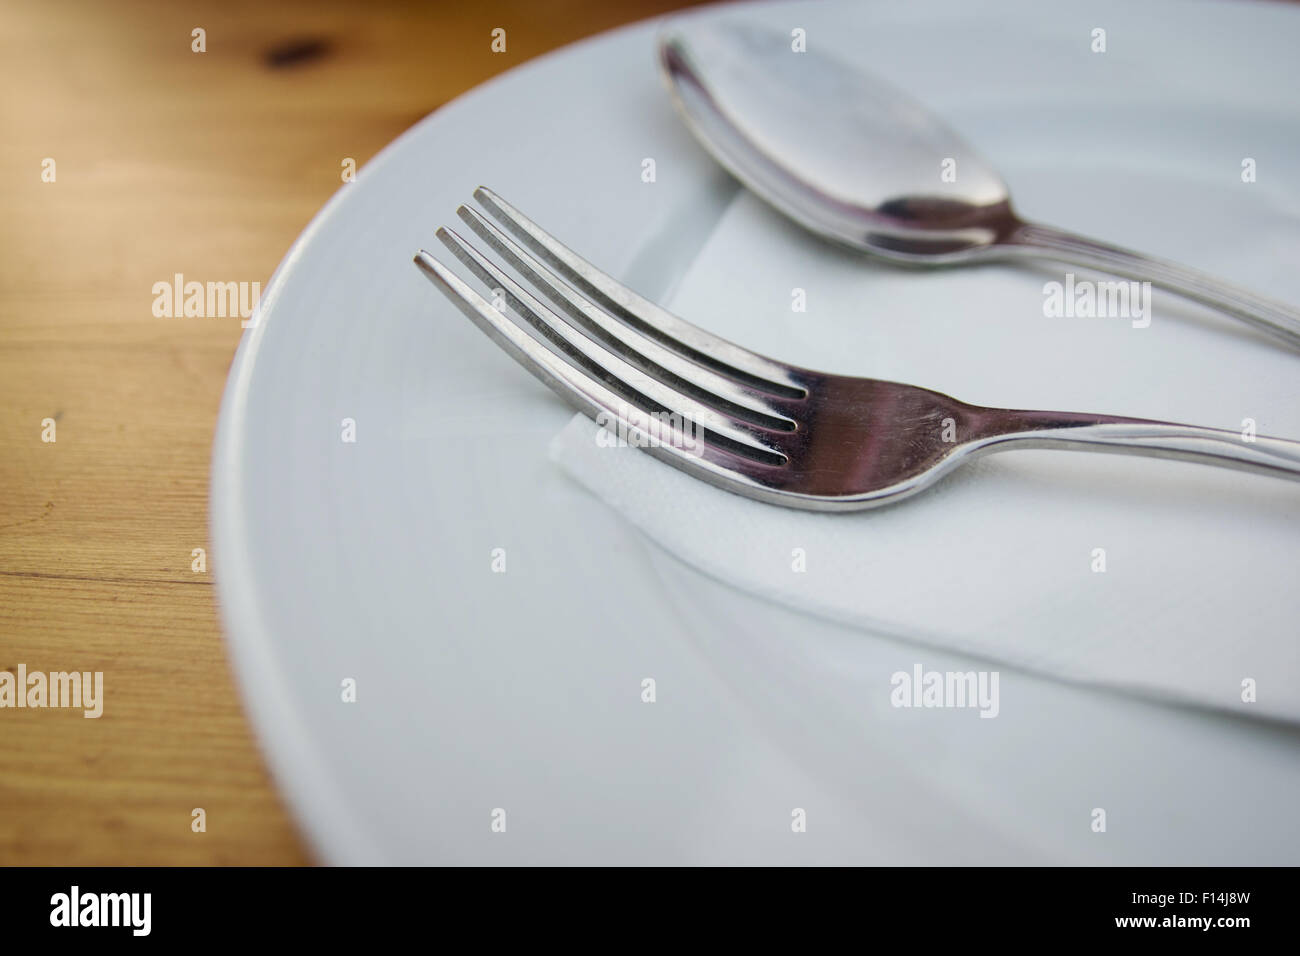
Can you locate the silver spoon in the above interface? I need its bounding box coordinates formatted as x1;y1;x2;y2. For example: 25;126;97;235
659;20;1300;350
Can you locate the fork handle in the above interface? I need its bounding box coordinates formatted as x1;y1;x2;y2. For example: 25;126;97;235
982;411;1300;483
1003;222;1300;351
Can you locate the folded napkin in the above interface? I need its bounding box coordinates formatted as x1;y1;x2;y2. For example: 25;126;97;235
550;191;1300;722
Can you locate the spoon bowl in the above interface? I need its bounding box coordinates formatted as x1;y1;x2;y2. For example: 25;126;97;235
660;21;1019;263
660;20;1300;347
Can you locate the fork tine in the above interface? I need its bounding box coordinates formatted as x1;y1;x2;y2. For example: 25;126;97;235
413;250;700;461
416;243;786;468
455;202;795;433
473;186;805;399
435;225;788;456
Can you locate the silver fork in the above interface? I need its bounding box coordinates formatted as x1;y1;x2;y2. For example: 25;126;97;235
414;188;1300;512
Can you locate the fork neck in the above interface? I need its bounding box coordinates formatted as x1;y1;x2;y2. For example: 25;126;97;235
966;406;1300;484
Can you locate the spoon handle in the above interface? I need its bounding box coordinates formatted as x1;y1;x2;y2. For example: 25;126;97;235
1003;221;1300;350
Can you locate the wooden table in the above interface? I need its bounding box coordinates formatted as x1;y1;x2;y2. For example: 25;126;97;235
0;0;704;865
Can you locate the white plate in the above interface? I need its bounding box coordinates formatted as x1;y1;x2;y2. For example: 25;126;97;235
213;0;1300;864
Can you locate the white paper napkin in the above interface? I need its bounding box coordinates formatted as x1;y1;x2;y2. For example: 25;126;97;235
549;191;1300;722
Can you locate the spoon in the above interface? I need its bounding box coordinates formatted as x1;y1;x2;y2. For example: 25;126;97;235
658;20;1300;350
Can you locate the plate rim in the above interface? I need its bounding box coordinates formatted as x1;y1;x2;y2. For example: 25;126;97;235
208;12;682;863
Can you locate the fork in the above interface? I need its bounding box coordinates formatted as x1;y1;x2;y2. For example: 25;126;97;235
414;188;1300;512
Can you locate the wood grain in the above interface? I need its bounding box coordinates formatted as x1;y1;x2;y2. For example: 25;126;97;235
0;0;706;865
